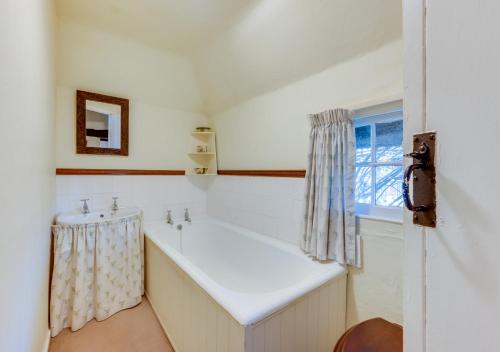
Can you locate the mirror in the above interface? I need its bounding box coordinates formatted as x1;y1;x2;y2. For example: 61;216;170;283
76;90;129;155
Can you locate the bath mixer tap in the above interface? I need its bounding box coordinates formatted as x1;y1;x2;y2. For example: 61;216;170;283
111;197;119;211
166;210;173;225
184;208;191;223
80;199;90;214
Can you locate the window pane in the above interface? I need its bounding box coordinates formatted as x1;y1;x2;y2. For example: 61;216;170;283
355;125;371;163
355;166;372;204
375;120;403;162
375;166;403;207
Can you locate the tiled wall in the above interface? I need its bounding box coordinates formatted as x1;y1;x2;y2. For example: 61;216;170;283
56;173;403;326
206;175;403;326
55;175;208;222
207;176;305;244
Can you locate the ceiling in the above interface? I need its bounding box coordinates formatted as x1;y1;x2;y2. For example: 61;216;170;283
56;0;402;114
194;0;402;113
56;0;257;54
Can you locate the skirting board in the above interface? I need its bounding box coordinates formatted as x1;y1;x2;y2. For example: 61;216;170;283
43;328;50;352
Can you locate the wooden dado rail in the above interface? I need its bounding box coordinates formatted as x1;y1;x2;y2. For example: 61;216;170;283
56;168;306;178
55;168;185;175
217;169;306;178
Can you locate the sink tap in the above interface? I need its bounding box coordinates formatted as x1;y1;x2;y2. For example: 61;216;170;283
184;208;191;223
111;197;119;211
166;210;173;225
80;199;90;214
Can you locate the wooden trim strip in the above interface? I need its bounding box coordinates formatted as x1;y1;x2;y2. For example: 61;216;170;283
56;168;185;176
217;169;306;178
55;168;306;177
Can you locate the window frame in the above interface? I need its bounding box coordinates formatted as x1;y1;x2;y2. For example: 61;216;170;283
353;102;404;222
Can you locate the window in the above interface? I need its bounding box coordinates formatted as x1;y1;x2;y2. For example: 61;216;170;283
354;104;403;221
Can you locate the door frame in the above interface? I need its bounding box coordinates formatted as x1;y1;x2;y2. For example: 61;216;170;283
403;0;427;351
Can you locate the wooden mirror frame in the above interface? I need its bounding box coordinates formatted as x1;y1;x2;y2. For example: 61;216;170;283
76;90;129;156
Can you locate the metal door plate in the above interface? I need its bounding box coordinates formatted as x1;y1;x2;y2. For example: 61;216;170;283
411;132;436;227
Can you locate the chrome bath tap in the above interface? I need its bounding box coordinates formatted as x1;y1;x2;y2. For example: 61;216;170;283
80;199;90;214
111;197;119;211
166;210;174;225
184;208;191;223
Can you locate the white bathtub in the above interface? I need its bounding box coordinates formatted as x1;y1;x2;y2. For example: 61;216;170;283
145;217;347;352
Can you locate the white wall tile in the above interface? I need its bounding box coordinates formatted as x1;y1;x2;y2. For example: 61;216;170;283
207;176;305;244
55;175;207;222
92;193;113;210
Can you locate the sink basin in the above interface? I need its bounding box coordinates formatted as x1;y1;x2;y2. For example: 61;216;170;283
56;207;141;225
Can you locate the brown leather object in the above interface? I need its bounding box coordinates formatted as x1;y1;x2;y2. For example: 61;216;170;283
333;318;403;352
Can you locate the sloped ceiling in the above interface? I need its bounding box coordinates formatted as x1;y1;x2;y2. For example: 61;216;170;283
56;0;256;54
56;0;402;114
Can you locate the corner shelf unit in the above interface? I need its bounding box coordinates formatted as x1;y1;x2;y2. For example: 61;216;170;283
186;131;218;176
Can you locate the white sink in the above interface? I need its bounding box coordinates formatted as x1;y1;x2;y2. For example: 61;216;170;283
56;207;141;225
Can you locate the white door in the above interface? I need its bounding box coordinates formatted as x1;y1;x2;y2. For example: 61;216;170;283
404;1;500;351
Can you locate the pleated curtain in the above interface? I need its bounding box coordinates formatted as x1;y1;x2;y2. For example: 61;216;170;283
301;109;360;267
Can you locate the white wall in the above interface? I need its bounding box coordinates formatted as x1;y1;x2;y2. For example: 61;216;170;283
56;19;208;169
348;217;403;327
207;176;403;326
210;41;402;169
0;0;55;351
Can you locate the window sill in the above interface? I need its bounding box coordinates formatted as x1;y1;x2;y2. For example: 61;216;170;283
355;203;403;224
356;214;403;225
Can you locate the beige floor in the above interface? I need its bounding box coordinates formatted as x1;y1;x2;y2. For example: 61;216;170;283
49;297;174;352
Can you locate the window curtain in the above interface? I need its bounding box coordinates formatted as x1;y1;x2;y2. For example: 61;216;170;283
50;214;144;336
301;109;360;267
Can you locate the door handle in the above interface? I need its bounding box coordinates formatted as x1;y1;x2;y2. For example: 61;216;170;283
403;132;437;227
402;163;428;212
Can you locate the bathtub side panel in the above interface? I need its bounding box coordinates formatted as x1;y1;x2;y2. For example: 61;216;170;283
246;275;347;352
145;237;246;352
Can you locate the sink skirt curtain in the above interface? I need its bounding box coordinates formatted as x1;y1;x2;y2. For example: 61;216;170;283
50;214;144;337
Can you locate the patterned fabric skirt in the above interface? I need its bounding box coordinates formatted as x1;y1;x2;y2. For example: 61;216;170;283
50;214;144;336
